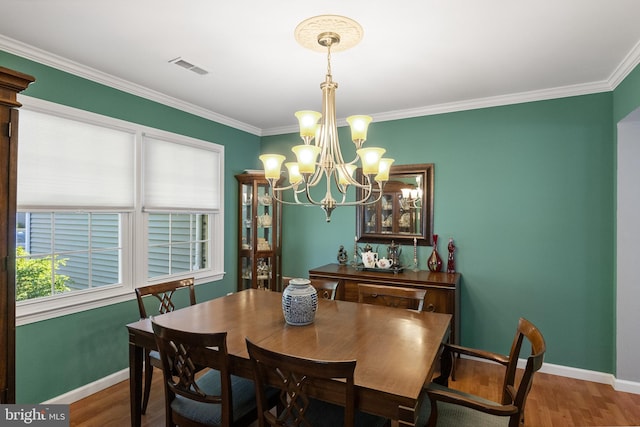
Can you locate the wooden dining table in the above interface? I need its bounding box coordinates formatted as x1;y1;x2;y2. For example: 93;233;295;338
126;288;451;427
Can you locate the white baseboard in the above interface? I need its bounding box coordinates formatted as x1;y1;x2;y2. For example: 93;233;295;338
535;361;616;385
42;368;129;404
614;378;640;395
463;355;640;395
41;358;640;405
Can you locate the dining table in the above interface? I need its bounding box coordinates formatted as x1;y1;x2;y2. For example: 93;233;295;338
126;288;451;427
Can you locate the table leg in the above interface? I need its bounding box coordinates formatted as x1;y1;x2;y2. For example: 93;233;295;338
129;341;143;427
432;346;452;387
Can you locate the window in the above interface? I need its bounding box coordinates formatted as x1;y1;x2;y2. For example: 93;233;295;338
16;97;225;324
16;213;121;301
147;213;209;278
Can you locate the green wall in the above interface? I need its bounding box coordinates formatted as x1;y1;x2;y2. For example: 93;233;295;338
1;51;261;403
614;64;640;122
263;93;616;373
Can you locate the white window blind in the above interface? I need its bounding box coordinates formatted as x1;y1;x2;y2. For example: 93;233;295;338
143;134;221;212
17;109;135;210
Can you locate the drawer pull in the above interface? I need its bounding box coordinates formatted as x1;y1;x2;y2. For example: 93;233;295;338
426;303;436;312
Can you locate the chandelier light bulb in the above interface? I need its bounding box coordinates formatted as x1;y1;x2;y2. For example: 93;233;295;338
285;162;303;184
357;147;385;175
259;154;286;179
346;115;372;144
295;110;322;139
374;158;395;182
337;164;357;185
292;144;321;174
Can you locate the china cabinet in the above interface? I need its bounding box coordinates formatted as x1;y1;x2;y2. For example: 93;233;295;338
0;67;35;404
235;172;282;291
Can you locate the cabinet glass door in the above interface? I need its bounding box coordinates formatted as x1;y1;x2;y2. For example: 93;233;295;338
241;183;253;251
380;194;394;234
256;184;273;252
256;184;273;289
364;204;376;234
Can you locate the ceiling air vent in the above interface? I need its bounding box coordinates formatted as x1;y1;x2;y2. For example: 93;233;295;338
168;57;209;75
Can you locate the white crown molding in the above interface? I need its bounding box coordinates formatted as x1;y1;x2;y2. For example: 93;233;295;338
372;81;613;124
4;33;640;139
609;39;640;89
262;124;300;137
0;34;262;136
262;44;640;136
262;80;612;136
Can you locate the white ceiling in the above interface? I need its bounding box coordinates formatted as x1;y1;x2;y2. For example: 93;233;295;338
1;0;640;136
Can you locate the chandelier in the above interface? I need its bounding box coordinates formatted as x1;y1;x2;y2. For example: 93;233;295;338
259;15;394;222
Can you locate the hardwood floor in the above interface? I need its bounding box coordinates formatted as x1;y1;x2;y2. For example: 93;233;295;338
69;358;640;426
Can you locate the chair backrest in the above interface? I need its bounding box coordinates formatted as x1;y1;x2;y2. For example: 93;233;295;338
311;279;339;300
151;321;233;426
280;276;293;291
357;283;426;311
502;318;546;417
135;277;196;319
246;338;357;427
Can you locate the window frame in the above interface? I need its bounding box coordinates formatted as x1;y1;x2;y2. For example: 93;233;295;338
16;96;225;325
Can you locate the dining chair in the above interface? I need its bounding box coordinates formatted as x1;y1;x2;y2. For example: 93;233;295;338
357;283;426;311
245;338;389;427
151;321;260;427
419;317;546;427
135;277;197;414
280;276;293;291
310;278;339;300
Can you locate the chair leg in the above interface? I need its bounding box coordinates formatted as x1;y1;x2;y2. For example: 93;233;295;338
142;352;153;414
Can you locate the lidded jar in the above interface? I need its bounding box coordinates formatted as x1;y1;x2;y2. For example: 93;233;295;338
282;278;318;326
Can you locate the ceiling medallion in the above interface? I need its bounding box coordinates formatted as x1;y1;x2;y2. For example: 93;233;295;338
294;15;364;53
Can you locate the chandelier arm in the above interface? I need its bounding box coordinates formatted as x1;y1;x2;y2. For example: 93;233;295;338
269;181;303;193
292;186;305;204
298;180;324;207
304;158;324;188
267;188;290;205
333;172;347;195
330;189;384;207
339;190;348;204
268;185;316;206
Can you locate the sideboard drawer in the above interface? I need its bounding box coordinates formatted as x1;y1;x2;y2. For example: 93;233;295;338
423;288;453;314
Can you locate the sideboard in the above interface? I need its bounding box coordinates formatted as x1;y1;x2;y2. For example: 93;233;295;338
308;263;461;345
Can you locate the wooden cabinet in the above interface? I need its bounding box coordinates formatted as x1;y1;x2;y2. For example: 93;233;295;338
0;67;35;404
235;172;282;292
308;263;461;345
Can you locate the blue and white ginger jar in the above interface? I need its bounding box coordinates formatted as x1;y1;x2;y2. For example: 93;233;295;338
282;278;318;326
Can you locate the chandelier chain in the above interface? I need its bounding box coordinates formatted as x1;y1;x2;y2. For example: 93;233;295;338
326;43;332;79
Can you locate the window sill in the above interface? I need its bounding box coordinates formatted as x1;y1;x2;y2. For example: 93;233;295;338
16;271;225;326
